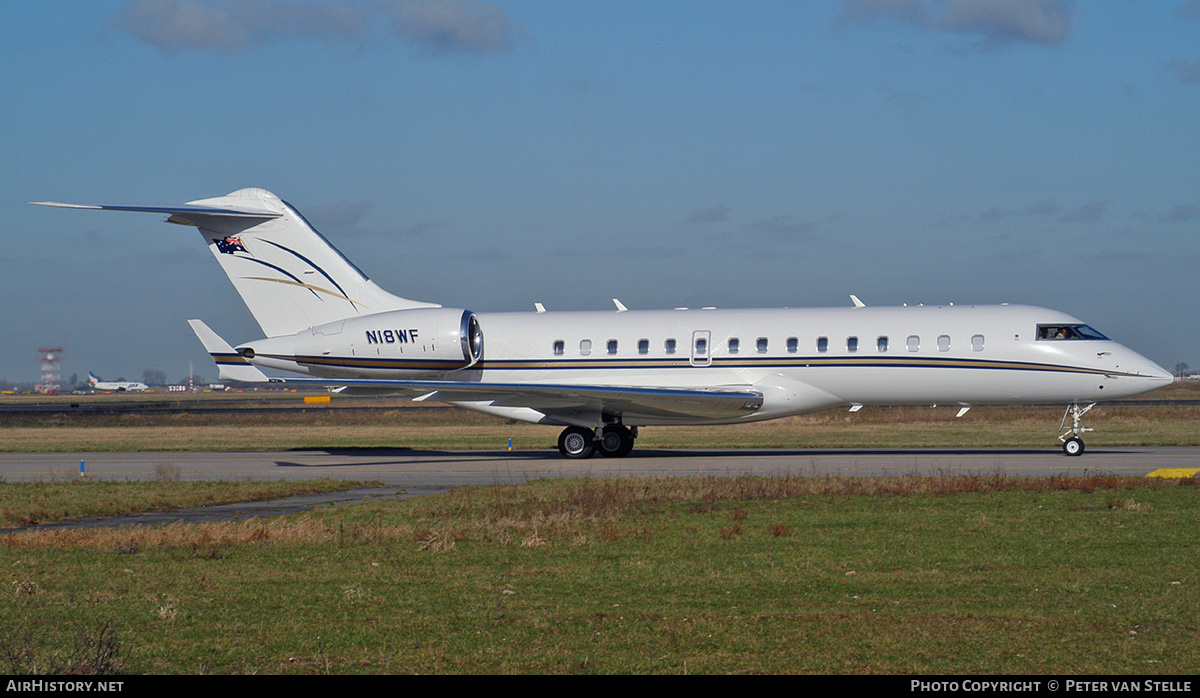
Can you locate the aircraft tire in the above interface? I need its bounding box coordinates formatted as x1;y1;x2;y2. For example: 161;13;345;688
597;425;634;458
558;427;596;459
1062;437;1085;457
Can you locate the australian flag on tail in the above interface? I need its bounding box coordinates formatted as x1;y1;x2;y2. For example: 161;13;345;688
214;236;247;254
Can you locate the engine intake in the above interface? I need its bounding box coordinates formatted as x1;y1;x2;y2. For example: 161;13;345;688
461;311;483;364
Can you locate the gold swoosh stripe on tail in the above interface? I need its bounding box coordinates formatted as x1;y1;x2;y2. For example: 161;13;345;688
242;277;363;306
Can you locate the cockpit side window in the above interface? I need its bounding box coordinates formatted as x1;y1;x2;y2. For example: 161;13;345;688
1074;325;1109;340
1036;324;1109;341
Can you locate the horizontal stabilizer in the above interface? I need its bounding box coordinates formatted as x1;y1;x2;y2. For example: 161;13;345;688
188;319;269;383
30;201;282;220
35;188;437;337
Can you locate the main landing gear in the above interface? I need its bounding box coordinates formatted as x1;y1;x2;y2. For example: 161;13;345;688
557;424;636;459
1058;402;1095;457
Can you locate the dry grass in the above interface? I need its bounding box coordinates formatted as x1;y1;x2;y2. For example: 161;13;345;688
2;515;409;550
0;480;359;528
3;472;1172;551
0;621;124;675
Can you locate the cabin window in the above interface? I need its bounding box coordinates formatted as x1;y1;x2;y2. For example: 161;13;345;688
728;338;740;354
847;336;859;353
877;336;888;352
580;339;592;356
756;337;768;353
817;336;828;353
907;335;920;352
665;338;677;355
607;339;618;355
695;337;708;356
553;340;564;356
937;335;951;352
638;339;649;355
972;334;985;352
787;337;798;353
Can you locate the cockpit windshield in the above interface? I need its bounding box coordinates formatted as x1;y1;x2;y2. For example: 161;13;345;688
1036;324;1110;341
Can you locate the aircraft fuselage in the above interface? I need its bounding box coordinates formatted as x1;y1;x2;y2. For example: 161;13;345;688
238;303;1171;426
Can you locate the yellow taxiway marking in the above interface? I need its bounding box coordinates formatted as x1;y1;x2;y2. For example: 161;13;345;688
1145;468;1200;479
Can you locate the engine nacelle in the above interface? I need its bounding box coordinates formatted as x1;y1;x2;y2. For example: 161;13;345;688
240;308;483;378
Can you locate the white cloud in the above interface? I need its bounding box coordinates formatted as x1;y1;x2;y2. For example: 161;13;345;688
1164;203;1199;223
838;0;1074;50
381;0;512;56
115;0;513;56
1167;57;1200;85
936;0;1072;48
1023;199;1062;216
1175;1;1200;22
684;205;731;224
1057;200;1106;224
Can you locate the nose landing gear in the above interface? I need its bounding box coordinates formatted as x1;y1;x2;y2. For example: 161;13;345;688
1058;402;1095;456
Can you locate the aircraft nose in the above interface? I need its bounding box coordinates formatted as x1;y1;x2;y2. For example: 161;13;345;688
1144;360;1174;385
1127;351;1174;385
1113;346;1174;389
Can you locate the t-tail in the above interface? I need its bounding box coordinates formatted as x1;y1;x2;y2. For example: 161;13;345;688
32;188;437;337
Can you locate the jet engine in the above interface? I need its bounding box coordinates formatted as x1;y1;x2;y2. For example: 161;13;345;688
239;308;483;378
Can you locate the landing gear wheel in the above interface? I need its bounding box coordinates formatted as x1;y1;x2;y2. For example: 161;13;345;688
1063;437;1085;457
558;426;596;459
1058;403;1095;457
597;425;634;458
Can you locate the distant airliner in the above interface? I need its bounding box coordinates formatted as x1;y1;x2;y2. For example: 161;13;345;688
88;372;148;393
36;189;1172;457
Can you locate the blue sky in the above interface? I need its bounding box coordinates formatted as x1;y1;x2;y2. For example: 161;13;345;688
2;0;1198;384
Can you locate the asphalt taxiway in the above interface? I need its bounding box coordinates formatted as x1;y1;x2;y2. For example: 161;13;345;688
4;447;1198;486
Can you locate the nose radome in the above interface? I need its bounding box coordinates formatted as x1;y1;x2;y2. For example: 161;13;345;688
1126;350;1174;384
1146;361;1174;384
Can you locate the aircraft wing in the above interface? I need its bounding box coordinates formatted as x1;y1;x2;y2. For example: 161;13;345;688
187;319;762;422
273;377;764;421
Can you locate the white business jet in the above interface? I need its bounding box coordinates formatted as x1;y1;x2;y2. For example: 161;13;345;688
35;188;1173;458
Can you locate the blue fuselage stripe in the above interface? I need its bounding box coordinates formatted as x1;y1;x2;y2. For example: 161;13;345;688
267;353;1123;376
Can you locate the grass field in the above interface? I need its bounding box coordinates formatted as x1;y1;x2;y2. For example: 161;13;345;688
2;474;1198;674
0;480;362;528
2;383;1198;452
3;388;1195;674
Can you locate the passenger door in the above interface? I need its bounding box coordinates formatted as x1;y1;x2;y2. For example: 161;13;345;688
691;330;712;367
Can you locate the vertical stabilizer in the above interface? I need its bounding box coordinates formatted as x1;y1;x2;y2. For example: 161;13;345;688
33;188;439;337
183;189;438;337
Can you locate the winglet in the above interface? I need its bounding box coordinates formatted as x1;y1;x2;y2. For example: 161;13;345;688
188;320;269;383
613;298;628;312
850;295;866;308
